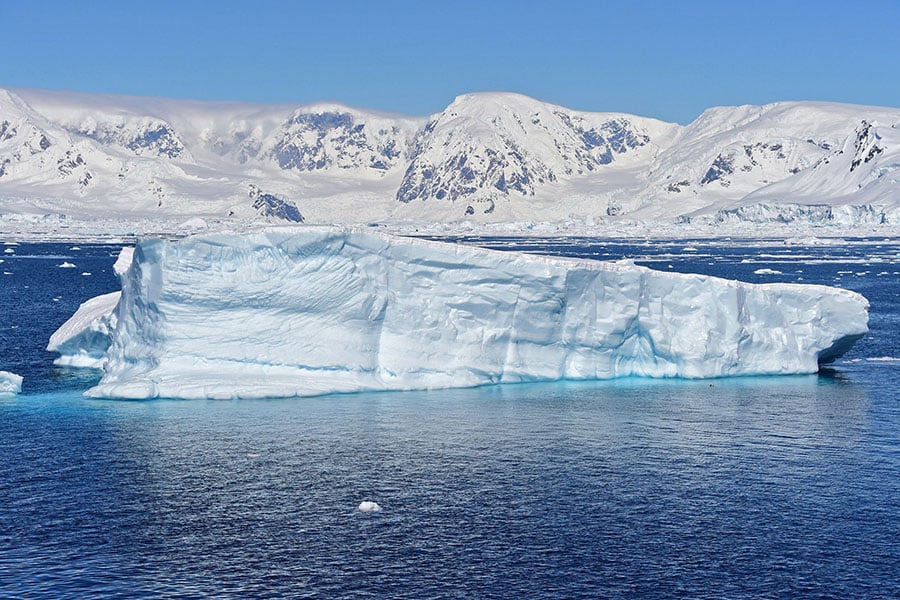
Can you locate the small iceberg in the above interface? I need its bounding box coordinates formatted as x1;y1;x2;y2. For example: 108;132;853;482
0;371;23;396
358;501;382;513
59;262;77;268
753;268;783;275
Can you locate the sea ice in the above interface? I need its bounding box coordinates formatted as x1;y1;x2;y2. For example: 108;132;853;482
65;227;868;400
0;371;23;396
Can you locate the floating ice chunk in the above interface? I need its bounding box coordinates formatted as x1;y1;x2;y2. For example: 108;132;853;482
753;268;783;275
59;262;77;268
0;371;23;396
784;237;835;246
46;247;148;367
76;227;870;400
47;291;121;368
358;501;382;513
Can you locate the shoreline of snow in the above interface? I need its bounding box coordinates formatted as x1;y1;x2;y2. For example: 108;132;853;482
3;213;900;244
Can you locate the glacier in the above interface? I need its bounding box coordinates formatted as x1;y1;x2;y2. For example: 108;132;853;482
58;227;869;400
2;86;900;240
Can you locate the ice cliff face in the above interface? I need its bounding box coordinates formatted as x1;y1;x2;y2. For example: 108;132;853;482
2;87;898;228
76;228;868;400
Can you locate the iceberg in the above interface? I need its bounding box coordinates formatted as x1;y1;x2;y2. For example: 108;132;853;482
47;291;121;368
68;227;869;400
46;247;134;368
0;371;23;396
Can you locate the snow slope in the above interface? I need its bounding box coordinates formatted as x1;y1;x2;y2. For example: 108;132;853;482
1;87;898;235
74;228;868;400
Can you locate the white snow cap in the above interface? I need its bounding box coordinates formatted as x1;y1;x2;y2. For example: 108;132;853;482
0;371;23;396
77;227;867;400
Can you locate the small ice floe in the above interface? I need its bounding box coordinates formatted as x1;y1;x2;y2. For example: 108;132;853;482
682;246;698;252
70;246;81;251
867;357;900;363
754;268;782;275
58;262;77;268
358;501;382;513
0;371;23;396
81;272;92;276
3;248;14;254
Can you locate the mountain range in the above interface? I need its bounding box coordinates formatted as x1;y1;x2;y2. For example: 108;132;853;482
1;87;898;233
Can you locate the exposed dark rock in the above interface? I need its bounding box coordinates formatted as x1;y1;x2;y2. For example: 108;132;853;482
701;153;735;184
249;185;304;222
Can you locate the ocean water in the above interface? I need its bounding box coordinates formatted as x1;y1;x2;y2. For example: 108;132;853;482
1;238;898;599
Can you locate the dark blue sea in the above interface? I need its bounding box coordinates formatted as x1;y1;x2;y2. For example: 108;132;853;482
1;237;898;599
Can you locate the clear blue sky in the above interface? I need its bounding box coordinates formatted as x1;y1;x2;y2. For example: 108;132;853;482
2;0;898;123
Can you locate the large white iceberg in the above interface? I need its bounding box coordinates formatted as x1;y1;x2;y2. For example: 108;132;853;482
61;227;869;400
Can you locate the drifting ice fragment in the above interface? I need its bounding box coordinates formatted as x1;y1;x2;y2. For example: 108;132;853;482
358;501;382;513
0;371;23;396
60;227;868;400
58;262;77;268
47;247;134;368
47;292;121;368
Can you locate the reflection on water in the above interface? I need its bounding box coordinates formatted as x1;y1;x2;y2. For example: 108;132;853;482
4;375;894;599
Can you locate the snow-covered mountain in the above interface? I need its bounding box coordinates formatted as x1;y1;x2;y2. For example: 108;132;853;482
1;87;898;235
